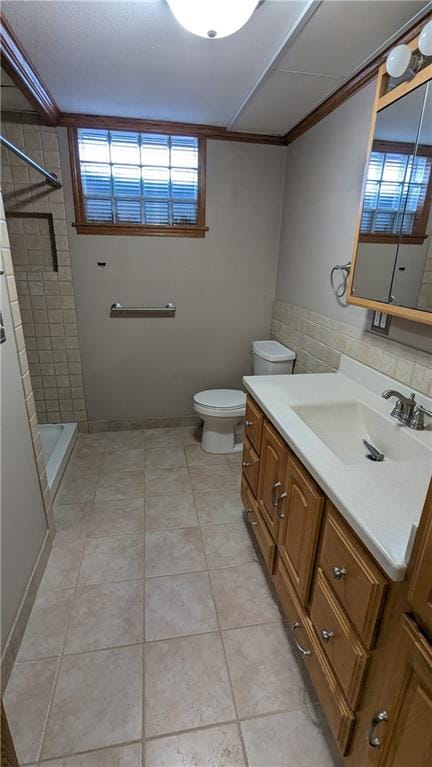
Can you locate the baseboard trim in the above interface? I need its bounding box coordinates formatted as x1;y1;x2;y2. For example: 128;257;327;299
86;414;201;433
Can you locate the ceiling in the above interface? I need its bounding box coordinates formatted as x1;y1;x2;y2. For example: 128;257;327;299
1;0;431;136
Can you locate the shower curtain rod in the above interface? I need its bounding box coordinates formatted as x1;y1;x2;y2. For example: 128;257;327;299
0;135;62;189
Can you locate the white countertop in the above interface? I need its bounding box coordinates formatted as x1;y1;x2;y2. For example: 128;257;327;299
243;356;432;581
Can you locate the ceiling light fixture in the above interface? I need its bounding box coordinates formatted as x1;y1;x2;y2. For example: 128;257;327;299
167;0;259;39
385;18;432;79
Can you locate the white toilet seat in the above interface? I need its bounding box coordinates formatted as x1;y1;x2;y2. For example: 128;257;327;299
193;389;246;418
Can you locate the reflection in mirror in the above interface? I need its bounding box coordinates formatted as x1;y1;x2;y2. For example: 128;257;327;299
352;81;432;310
391;83;432;312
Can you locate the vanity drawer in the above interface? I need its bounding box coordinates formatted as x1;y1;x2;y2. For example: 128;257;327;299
273;555;355;756
241;437;260;496
319;503;387;649
310;567;369;710
244;396;264;455
242;479;276;573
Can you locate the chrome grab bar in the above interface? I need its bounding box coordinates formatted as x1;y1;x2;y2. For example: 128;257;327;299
110;302;176;318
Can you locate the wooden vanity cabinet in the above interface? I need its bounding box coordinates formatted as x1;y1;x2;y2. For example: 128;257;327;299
244;396;263;455
408;481;432;636
256;420;289;541
241;436;260;496
278;452;324;604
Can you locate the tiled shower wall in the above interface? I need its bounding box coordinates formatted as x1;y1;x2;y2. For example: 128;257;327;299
272;300;432;397
1;112;87;426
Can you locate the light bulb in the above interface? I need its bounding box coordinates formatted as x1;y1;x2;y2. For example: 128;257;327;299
167;0;258;39
419;20;432;56
385;44;413;78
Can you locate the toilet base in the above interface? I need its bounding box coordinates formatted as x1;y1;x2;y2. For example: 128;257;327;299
200;415;243;454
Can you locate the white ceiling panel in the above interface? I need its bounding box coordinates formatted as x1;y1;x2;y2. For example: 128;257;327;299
2;0;308;126
232;69;339;134
276;0;428;77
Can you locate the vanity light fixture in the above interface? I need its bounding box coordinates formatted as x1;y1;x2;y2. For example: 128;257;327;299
385;18;432;79
167;0;259;39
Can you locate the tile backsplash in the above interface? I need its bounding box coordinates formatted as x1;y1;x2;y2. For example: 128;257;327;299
1;112;87;425
272;300;432;397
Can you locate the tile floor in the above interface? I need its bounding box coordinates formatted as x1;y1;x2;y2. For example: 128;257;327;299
5;426;338;766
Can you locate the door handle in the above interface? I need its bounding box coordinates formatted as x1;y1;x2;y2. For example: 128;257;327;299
271;481;282;507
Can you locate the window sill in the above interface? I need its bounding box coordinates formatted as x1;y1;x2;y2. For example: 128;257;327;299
359;234;428;245
73;223;208;238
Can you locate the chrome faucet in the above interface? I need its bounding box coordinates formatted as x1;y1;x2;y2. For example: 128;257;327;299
382;390;432;430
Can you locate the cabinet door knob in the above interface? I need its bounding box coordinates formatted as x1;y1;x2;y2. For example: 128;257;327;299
245;420;254;427
246;508;258;526
271;481;282;507
320;628;335;643
291;622;312;656
368;710;388;748
242;461;252;468
332;566;347;580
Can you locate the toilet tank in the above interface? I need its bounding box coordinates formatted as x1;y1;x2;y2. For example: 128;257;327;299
252;340;296;375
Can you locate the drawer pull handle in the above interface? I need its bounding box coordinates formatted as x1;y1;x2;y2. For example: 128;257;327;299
271;481;282;507
245;420;254;427
320;628;335;643
332;566;347;580
277;492;289;518
246;509;258;526
291;622;312;656
242;461;252;468
368;710;388;748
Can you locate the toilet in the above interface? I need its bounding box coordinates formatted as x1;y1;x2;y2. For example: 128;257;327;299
193;340;296;454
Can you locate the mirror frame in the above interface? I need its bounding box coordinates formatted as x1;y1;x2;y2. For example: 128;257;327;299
347;32;432;327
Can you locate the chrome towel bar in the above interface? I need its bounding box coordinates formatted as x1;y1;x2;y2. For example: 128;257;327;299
110;302;176;318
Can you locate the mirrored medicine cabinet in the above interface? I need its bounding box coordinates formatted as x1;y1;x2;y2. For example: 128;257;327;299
348;37;432;327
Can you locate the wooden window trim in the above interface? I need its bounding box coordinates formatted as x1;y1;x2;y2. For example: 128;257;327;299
359;139;432;246
68;127;208;237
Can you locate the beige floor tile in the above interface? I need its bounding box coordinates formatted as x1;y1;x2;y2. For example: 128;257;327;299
201;522;257;569
100;448;145;475
145;467;192;497
96;430;146;451
177;424;202;445
58;473;99;504
4;657;58;764
144;445;186;470
73;433;109;456
17;589;74;661
42;645;142;758
185;445;228;467
38;539;84;592
53;503;92;542
64;580;143;653
145;494;198;530
146;723;245;767
145;633;235;737
194;490;243;525
145;528;206;577
210;562;281;629
226;452;243;465
95;470;144;501
78;534;144;585
144;427;182;449
40;742;142;766
88;497;144;537
229;463;241;489
223;623;306;718
189;465;237;492
241;710;336;767
66;452;104;475
145;571;217;640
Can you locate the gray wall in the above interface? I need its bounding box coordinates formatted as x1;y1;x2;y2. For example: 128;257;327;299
58;132;286;420
275;81;432;353
1;253;47;648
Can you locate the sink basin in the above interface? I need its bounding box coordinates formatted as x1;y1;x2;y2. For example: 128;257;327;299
291;401;431;465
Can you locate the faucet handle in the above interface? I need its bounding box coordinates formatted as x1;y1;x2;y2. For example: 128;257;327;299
409;405;432;431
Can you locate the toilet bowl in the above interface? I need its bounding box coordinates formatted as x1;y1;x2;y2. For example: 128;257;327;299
193;389;246;454
193;341;296;454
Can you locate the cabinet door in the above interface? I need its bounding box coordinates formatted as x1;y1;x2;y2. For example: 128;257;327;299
244;396;264;455
257;421;289;540
366;614;432;767
278;452;324;604
408;479;432;635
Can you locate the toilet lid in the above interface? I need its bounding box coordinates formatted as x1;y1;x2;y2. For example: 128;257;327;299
194;389;246;410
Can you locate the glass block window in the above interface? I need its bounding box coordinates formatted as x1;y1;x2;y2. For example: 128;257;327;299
73;128;205;234
360;143;432;241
